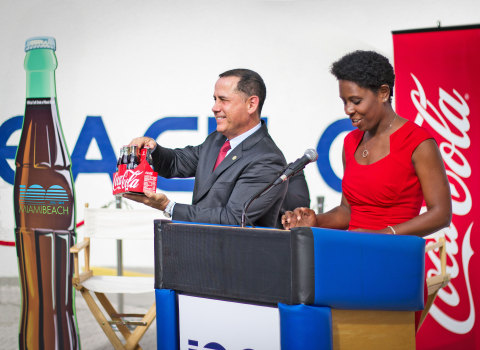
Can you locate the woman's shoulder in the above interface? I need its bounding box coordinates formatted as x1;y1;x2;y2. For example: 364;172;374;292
344;128;363;146
394;119;434;152
398;120;432;139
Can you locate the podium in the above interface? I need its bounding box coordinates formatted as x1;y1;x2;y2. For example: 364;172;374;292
153;221;425;350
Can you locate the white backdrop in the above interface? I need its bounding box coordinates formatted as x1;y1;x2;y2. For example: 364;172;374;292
1;0;479;276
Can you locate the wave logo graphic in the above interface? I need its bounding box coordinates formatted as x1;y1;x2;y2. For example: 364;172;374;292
19;184;69;205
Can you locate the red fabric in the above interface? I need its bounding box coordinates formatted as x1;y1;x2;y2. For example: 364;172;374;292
213;140;231;170
343;121;432;230
393;27;480;349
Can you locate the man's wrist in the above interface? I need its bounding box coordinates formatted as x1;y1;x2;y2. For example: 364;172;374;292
163;200;176;218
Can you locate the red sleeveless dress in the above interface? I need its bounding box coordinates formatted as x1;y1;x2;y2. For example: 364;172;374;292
342;121;433;230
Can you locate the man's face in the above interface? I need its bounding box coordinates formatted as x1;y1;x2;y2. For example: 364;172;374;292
212;76;256;140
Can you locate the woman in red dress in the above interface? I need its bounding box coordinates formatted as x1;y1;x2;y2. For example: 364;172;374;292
282;50;452;237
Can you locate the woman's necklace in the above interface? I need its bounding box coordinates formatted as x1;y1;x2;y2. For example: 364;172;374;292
362;113;398;158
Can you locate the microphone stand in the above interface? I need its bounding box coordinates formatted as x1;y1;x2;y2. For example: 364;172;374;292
241;149;318;228
241;165;290;228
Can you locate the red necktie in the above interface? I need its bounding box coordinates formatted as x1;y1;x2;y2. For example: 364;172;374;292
213;140;231;170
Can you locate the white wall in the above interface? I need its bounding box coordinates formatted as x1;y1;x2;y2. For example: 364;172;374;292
1;0;479;276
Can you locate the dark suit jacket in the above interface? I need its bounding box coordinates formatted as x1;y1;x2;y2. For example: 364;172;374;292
151;122;288;227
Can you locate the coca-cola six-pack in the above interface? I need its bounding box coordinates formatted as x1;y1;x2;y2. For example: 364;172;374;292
112;146;157;195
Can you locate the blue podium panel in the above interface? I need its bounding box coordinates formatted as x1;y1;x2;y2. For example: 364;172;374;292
279;303;333;350
156;289;179;350
309;227;425;310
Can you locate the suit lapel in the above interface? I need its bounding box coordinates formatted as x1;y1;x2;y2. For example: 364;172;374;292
193;122;268;203
193;136;226;202
193;146;243;203
213;146;242;173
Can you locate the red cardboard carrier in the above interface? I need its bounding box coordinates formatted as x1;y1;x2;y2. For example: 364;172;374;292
112;149;157;195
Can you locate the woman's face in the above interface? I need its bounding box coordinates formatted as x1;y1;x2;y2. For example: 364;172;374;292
338;80;386;131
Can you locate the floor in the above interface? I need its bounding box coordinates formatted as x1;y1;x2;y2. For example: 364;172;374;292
0;277;157;350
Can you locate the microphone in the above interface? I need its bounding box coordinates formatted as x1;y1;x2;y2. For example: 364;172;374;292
241;148;318;228
273;149;318;186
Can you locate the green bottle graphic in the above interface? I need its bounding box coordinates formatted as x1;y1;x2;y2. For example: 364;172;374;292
14;37;80;349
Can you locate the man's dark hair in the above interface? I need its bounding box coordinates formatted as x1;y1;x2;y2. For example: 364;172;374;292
219;68;267;115
330;50;395;102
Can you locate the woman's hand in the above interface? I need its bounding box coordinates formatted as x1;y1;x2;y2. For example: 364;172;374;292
282;207;317;229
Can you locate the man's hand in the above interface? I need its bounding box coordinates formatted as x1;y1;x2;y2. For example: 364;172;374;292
282;207;317;229
123;191;170;211
128;136;157;150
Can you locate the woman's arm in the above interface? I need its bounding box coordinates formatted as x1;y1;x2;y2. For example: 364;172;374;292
368;139;452;236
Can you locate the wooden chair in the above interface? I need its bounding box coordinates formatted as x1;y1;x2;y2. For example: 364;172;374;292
71;204;161;350
417;235;450;331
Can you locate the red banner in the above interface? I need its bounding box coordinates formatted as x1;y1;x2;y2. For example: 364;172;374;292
393;25;480;349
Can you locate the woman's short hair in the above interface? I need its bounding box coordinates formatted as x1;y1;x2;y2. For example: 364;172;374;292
330;50;395;100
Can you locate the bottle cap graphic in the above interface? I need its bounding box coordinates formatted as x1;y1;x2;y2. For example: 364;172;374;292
25;36;56;52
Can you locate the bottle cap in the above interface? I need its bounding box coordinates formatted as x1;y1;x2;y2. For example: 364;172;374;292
25;36;56;52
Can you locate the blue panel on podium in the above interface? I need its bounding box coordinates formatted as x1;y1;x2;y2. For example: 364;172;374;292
155;289;178;350
279;303;332;350
310;227;425;310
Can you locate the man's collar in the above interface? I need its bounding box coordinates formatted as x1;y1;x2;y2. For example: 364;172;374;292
227;122;262;151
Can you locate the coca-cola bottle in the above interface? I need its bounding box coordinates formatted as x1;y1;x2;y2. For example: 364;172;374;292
121;145;130;167
14;36;80;349
145;147;153;167
127;145;139;169
116;146;126;171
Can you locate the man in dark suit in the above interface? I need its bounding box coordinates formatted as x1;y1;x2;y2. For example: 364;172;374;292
124;68;306;228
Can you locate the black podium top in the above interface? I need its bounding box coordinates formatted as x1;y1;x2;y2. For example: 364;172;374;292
154;220;315;305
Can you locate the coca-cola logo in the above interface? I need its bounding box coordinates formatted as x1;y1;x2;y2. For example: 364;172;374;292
113;170;143;192
410;73;475;334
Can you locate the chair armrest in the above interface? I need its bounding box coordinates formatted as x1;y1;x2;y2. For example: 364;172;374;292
425;236;448;277
425;240;443;252
417;235;450;331
72;270;94;287
70;238;90;253
425;235;450;295
427;274;450;295
70;238;92;284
